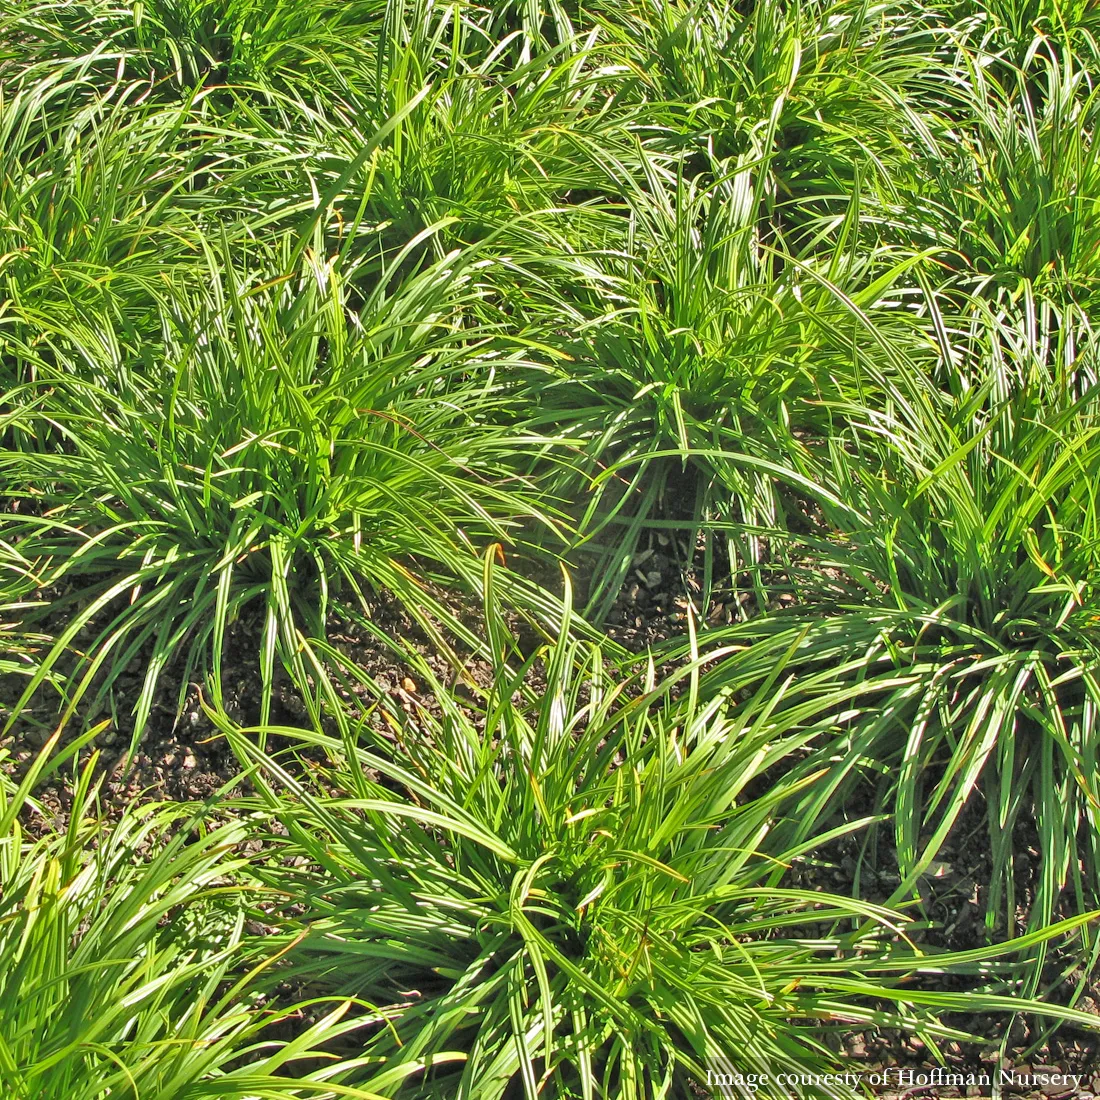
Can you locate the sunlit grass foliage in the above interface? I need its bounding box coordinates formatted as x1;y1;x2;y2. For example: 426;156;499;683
2;0;1100;1092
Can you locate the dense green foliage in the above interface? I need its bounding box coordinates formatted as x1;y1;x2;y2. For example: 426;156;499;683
2;0;1100;1096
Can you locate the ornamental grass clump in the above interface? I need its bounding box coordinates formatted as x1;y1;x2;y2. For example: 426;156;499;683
212;556;1100;1100
0;739;384;1099
692;320;1100;949
507;155;931;615
913;37;1100;325
0;238;561;751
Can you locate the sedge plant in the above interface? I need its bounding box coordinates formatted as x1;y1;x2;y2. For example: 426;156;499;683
684;316;1100;967
211;552;1100;1099
0;234;564;753
0;734;389;1099
507;153;932;616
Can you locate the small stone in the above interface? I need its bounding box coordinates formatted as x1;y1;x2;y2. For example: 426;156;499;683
920;859;954;882
643;570;662;589
183;752;197;769
401;677;417;693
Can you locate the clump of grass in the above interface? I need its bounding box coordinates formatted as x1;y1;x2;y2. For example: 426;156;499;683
0;737;386;1099
1;238;562;751
504;156;930;616
213;555;1100;1099
914;35;1100;325
689;321;1100;958
0;0;383;96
